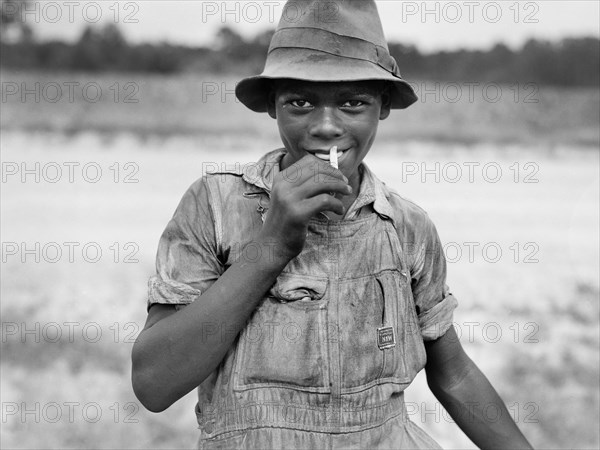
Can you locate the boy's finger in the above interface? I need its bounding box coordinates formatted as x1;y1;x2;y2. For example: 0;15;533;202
297;179;352;199
292;154;348;183
302;194;345;217
310;156;348;182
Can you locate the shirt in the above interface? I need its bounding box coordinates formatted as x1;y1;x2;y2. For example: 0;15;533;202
147;148;458;448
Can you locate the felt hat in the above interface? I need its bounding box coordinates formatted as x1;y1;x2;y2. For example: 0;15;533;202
235;0;418;112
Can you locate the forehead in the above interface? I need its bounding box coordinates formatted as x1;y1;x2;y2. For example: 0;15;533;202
272;79;385;97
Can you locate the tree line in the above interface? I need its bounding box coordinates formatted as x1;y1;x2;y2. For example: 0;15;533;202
1;19;598;86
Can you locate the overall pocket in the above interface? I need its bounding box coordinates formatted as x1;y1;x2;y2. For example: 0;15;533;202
232;273;331;393
376;269;418;383
338;269;417;392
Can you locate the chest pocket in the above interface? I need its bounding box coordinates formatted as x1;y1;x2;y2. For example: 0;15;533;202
232;273;332;393
336;268;425;393
331;220;427;393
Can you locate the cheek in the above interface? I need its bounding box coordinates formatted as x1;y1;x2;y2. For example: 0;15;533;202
277;116;305;143
354;118;380;145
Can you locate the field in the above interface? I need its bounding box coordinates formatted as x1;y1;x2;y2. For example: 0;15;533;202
1;71;599;449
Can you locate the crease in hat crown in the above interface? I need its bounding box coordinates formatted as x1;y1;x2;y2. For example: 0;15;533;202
235;0;418;112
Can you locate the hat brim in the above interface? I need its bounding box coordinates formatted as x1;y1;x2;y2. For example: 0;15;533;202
235;48;418;113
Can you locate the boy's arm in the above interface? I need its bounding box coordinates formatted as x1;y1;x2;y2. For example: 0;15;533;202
131;156;351;413
132;241;291;413
425;326;534;449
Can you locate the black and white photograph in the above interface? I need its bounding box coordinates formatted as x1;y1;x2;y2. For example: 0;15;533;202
1;0;599;448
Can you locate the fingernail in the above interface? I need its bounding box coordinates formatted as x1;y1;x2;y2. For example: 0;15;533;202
347;185;353;193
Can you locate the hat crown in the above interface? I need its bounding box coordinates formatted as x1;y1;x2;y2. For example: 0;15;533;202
276;0;388;49
234;0;418;113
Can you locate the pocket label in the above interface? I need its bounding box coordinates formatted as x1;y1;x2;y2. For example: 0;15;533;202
377;325;396;350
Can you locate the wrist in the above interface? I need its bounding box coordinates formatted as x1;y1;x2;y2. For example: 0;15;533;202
242;237;295;269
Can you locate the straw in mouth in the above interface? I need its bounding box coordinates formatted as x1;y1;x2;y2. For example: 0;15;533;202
329;146;338;169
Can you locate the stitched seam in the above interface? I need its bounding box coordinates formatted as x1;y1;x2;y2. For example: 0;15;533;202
203;176;222;257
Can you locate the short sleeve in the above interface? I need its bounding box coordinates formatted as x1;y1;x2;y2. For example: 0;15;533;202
147;177;223;311
409;215;458;341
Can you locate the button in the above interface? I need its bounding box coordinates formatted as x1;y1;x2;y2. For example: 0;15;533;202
204;421;214;434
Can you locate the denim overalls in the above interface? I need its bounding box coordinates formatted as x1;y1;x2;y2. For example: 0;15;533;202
148;149;458;449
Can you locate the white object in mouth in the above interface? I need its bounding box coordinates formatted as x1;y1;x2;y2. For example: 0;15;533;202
313;150;343;161
330;145;338;169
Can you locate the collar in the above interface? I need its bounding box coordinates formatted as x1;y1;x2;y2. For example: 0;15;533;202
239;148;396;225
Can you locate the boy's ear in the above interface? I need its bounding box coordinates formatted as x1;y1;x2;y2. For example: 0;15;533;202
379;85;392;120
267;87;277;119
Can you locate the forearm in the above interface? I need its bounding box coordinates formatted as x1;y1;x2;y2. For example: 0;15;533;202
428;356;533;449
132;238;290;412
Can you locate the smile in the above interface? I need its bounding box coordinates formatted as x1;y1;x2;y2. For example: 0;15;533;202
308;149;348;162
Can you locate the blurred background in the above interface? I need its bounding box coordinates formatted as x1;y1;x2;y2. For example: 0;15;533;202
1;0;598;448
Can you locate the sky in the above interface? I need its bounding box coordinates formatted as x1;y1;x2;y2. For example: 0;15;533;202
23;1;600;52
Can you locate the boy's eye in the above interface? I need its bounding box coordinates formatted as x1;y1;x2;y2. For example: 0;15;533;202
290;99;312;108
342;99;365;108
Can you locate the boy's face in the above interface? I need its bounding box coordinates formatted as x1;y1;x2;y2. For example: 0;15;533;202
268;80;391;185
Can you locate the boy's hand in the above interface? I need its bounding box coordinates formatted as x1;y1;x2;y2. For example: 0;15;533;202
258;154;352;260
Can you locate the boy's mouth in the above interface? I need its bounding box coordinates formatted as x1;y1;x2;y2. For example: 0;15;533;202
307;148;347;162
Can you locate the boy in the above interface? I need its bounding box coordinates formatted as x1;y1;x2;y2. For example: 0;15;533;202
132;1;533;448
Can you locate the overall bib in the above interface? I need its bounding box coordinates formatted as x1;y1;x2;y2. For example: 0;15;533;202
194;171;442;449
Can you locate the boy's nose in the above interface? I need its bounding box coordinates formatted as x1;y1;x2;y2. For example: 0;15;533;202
308;107;343;139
